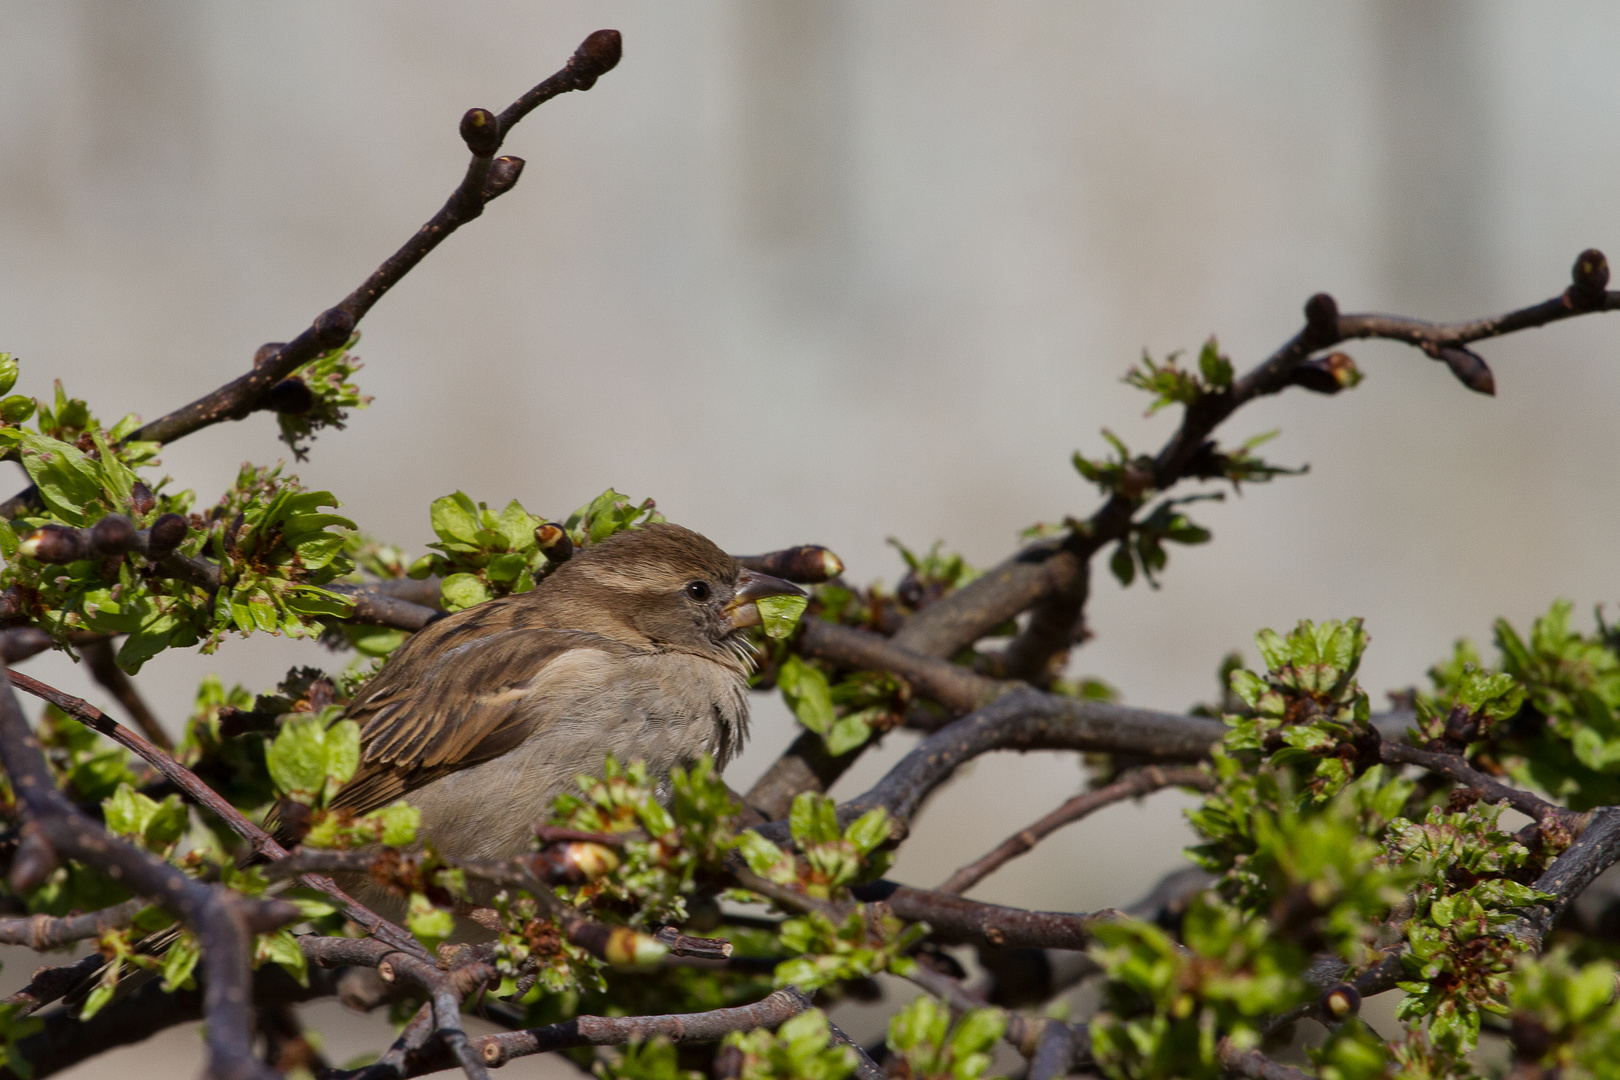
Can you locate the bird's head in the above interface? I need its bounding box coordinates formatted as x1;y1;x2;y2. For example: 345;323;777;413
545;522;805;667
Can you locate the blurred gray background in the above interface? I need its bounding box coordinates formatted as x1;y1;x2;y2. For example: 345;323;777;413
3;1;1620;1073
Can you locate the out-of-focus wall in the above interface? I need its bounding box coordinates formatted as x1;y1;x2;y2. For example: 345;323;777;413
3;2;1620;1072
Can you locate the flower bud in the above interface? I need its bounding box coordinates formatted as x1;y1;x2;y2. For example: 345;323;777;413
1566;247;1610;310
145;513;189;561
482;156;525;200
18;524;88;563
568;29;623;90
313;307;355;350
1436;345;1495;396
459;108;501;157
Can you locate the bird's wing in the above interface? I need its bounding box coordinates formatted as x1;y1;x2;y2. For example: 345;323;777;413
332;625;634;818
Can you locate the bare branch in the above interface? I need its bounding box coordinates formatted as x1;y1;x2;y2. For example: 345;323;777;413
939;766;1213;895
854;879;1111;952
735;546;846;584
0;897;144;950
1218;1039;1315;1080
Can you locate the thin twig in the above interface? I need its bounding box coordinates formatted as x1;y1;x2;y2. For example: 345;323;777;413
939;765;1212;895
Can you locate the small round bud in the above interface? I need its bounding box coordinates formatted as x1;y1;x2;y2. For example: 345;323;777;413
313;307;355;350
1303;292;1340;345
90;514;138;556
262;377;315;415
1436;345;1495;396
146;513;190;561
568;29;623;89
253;342;286;368
482;156;525;200
459;108;501;156
1323;983;1360;1019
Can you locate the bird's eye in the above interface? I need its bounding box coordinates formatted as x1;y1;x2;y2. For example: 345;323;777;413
685;580;712;602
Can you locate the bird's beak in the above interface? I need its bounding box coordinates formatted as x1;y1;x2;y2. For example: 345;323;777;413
721;570;807;634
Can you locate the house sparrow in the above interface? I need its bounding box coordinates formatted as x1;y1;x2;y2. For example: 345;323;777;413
328;522;804;862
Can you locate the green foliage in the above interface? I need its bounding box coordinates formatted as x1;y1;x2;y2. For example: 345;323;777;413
37;704;140;804
884;995;1008;1080
1386;801;1551;1052
776;655;885;756
717;1009;855;1080
1089;895;1311;1080
738;793;894;900
0;1001;44;1079
1218;619;1376;801
276;333;372;459
1123;338;1232;416
756;592;808;640
550;756;739;928
594;1039;701;1080
1108;494;1216;589
1508;949;1620;1079
408;488;661;611
102;784;189;854
266;711;359;807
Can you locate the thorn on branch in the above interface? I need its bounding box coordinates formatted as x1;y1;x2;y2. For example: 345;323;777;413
1302;292;1340;349
1566;247;1610;311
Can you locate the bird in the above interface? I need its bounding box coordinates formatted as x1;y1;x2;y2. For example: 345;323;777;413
325;521;805;863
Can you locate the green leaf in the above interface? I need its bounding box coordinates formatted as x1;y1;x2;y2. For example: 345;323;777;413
0;354;17;397
843;807;891;855
758;593;810;639
161;932;201;992
824;711;873;756
439;572;492;612
777;655;836;736
256;929;309;987
19;432;104;526
371;800;420;846
430;492;481;547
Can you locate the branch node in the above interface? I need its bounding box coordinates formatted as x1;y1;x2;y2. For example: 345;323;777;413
1566;247;1610;311
313;306;356;350
1302;292;1340;348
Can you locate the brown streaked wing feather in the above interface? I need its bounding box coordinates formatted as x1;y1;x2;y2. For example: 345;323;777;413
332;624;632;817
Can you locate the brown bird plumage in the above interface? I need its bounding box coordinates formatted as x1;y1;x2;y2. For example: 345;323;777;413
329;522;802;862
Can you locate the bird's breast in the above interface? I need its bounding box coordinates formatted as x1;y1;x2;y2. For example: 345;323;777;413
406;649;750;861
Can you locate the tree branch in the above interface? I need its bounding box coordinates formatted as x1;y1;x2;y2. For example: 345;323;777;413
1379;740;1566;824
853;879;1111;951
0;897;145;950
891;255;1620;669
939;766;1212;895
